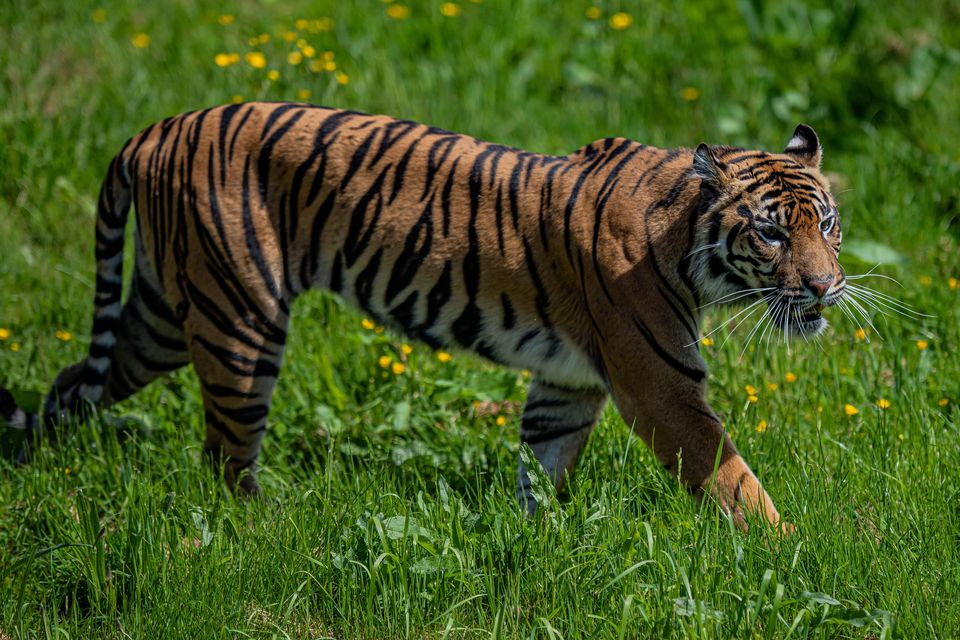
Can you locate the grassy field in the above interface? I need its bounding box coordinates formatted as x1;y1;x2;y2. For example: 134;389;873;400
1;0;959;637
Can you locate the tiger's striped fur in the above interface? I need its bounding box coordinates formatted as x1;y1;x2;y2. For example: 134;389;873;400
4;103;844;530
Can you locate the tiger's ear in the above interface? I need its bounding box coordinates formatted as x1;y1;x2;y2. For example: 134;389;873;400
784;124;821;168
692;143;728;189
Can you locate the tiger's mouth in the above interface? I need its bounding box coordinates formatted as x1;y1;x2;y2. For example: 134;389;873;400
769;299;828;337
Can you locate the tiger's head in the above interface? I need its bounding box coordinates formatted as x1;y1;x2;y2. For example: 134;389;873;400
691;124;843;337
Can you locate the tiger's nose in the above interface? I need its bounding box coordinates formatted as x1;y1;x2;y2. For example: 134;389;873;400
805;275;834;298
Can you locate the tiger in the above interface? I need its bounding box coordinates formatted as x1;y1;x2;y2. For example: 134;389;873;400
0;102;843;532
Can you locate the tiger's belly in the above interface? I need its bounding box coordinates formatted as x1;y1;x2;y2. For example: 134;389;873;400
345;283;606;391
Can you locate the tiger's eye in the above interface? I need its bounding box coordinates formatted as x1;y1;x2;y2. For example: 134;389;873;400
756;223;787;243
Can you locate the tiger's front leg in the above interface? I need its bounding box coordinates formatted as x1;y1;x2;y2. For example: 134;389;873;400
608;365;784;532
517;379;607;514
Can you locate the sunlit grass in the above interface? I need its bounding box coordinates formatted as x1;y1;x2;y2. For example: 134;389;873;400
1;0;959;637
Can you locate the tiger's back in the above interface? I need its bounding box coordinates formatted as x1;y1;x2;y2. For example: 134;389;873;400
6;102;844;532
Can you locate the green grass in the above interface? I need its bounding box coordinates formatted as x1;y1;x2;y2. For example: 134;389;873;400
1;0;959;637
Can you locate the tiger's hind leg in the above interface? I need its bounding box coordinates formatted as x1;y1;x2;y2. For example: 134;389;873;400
517;379;607;514
42;266;189;434
184;305;289;496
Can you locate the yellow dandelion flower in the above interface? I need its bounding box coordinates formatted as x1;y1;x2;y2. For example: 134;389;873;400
496;415;507;426
309;60;324;72
131;33;151;49
0;328;10;340
585;6;602;19
949;277;958;290
391;362;406;375
744;385;758;396
335;71;349;85
876;398;891;409
214;53;239;68
844;403;859;416
361;318;375;330
258;33;271;44
440;2;461;17
231;94;244;104
609;12;632;30
92;9;106;23
297;89;311;101
64;467;71;475
756;420;768;433
784;372;798;383
766;382;778;392
401;343;413;356
324;60;338;72
700;336;714;347
387;4;411;19
245;51;267;69
378;355;392;369
437;351;452;363
288;51;303;65
919;275;932;286
55;330;72;342
681;87;700;101
302;45;316;58
283;30;298;42
747;395;759;404
296;38;308;48
10;342;20;352
916;339;929;350
938;398;949;407
267;69;280;81
218;14;235;25
312;18;333;32
295;19;309;30
322;50;335;62
521;369;531;377
854;328;867;341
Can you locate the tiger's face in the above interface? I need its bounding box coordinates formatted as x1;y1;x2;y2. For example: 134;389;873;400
693;124;843;337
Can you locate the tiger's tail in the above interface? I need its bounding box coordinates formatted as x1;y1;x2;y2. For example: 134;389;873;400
40;145;134;431
2;144;133;446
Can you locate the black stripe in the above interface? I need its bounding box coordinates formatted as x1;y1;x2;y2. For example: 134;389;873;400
521;421;593;445
390;290;419;330
632;318;705;383
301;190;337;289
339;125;377;191
228;105;255;162
501;293;516;330
385;195;434;305
369;119;418;167
354;247;384;310
206;410;245;445
202;382;260;400
420;261;452;333
522;237;552;328
260;103;301;141
343;166;388;267
440;157;459;236
241;157;283;301
420;135;459;201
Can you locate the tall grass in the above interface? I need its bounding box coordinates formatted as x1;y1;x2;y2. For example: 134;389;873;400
1;0;959;637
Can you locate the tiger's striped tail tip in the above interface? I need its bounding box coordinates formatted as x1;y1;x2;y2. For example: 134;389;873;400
0;386;41;464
